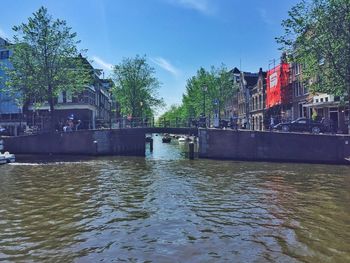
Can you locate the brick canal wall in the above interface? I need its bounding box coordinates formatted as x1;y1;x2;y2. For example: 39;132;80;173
198;129;350;164
2;129;145;156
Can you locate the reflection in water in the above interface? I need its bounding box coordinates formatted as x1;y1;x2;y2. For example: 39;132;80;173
0;135;349;262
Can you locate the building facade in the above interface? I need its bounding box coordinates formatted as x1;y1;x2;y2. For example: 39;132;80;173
265;55;292;126
25;63;113;131
237;71;259;129
303;93;348;133
0;37;25;136
290;62;349;133
290;62;311;120
0;38;114;134
249;68;266;131
224;67;240;119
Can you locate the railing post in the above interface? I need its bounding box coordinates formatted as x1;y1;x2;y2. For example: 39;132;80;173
150;138;153;152
189;142;194;160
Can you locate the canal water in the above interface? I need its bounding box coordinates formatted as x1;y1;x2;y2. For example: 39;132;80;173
0;135;349;262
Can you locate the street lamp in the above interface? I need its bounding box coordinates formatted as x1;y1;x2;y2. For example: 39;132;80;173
140;101;143;115
140;101;143;126
202;86;207;116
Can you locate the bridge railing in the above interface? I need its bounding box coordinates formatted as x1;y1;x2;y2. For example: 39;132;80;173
112;117;155;128
111;117;204;129
155;117;194;128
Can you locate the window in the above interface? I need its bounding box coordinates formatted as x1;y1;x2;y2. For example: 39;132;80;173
62;91;67;103
294;63;301;75
320;98;324;102
299;104;303;118
259;95;262;109
298;81;302;96
325;97;328;102
0;50;9;59
303;107;307;117
255;97;257;110
67;92;72;102
294;80;303;97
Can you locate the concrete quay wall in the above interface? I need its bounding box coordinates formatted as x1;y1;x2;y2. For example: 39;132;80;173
2;129;145;156
198;129;350;164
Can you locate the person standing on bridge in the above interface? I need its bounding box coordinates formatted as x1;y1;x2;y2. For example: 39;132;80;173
269;116;275;131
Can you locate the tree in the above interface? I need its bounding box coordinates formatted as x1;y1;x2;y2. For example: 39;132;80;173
3;6;91;130
277;0;350;130
158;104;187;126
181;65;234;119
112;55;164;117
159;64;235;124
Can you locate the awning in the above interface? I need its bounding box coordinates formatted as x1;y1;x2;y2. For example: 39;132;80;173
303;101;340;108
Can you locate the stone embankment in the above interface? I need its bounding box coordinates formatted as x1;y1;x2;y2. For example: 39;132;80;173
3;128;350;164
2;129;145;156
198;129;350;164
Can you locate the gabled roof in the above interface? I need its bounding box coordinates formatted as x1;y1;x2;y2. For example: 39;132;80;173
242;72;259;87
230;67;241;74
0;37;11;49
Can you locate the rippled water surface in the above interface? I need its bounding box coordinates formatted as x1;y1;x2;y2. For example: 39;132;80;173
0;135;350;262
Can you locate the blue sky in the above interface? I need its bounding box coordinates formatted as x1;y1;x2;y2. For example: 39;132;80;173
0;0;299;114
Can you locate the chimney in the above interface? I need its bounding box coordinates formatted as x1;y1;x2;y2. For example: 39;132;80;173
280;52;287;63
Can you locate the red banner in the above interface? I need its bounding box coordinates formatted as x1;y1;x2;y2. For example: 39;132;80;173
266;63;290;108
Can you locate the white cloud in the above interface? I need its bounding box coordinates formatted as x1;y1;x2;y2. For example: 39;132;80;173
150;57;181;77
258;8;273;25
167;0;214;15
92;56;113;71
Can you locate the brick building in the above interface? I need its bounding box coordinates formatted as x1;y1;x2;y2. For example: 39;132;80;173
250;68;266;131
237;71;259;129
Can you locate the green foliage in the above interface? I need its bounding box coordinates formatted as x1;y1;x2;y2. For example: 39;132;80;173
2;6;91;129
277;0;350;98
6;7;91;103
112;55;165;117
160;64;234;122
158;104;187;125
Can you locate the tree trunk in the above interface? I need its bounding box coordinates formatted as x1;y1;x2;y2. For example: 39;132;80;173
22;100;30;128
347;73;350;134
348;95;350;134
48;85;55;132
